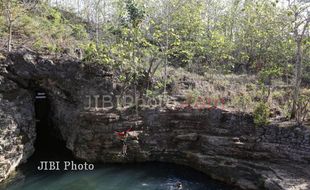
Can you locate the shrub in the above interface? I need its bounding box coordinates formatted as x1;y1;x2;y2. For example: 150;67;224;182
48;8;62;25
70;24;88;40
296;94;310;124
231;94;252;112
185;89;200;105
83;43;114;67
253;102;270;126
272;90;285;104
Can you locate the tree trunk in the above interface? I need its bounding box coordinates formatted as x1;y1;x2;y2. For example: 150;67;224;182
163;2;170;105
96;15;99;48
95;1;101;48
291;40;303;119
8;23;12;52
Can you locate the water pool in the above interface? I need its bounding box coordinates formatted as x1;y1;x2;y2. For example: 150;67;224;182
2;162;234;190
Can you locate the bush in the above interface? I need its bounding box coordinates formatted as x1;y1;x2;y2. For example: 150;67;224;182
253;102;270;126
272;90;285;104
296;93;310;124
231;94;252;112
83;43;114;67
70;24;88;40
185;89;200;105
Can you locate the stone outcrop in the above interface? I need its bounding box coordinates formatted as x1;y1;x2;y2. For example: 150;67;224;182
0;66;35;182
0;49;309;189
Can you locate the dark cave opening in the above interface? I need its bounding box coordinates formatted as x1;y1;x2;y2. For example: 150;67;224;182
32;89;73;160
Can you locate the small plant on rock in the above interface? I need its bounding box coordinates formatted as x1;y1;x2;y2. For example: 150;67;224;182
253;102;270;126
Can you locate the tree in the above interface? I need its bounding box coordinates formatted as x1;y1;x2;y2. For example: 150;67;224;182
288;0;310;119
2;0;20;52
1;0;38;52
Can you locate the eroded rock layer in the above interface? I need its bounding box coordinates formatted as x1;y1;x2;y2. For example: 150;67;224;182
0;50;309;189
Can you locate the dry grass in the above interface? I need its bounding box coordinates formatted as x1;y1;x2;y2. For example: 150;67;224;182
167;67;309;121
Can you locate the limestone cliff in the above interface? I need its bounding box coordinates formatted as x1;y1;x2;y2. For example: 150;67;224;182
0;50;309;190
0;59;36;182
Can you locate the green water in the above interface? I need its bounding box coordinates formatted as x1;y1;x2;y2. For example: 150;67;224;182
2;162;233;190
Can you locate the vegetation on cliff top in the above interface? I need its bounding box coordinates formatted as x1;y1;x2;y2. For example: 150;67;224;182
0;0;309;125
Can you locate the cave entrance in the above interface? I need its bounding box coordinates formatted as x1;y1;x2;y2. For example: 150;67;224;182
33;89;73;160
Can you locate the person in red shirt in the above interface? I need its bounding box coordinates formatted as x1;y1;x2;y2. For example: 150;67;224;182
115;128;132;156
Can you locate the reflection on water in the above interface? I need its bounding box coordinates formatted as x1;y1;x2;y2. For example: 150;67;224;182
2;161;234;190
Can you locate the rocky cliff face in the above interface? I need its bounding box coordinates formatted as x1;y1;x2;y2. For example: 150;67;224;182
0;60;36;182
0;50;309;189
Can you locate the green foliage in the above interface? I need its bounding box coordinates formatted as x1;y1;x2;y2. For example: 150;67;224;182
231;95;253;112
204;31;234;72
1;0;308;121
0;16;5;37
253;102;270;126
295;92;310;124
272;90;285;103
49;8;62;25
70;24;88;40
83;43;114;67
258;66;283;85
0;1;90;52
185;90;200;105
0;0;305;76
0;0;302;80
164;0;206;68
0;0;27;39
125;0;145;27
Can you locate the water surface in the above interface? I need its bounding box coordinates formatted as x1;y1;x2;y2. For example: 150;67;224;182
2;161;233;190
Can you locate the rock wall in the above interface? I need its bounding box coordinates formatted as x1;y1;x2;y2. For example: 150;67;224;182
0;50;309;189
76;109;310;190
0;67;35;182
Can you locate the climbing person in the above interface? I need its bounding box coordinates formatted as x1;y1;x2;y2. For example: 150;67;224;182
114;127;143;157
115;127;132;139
121;131;128;156
115;128;132;157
